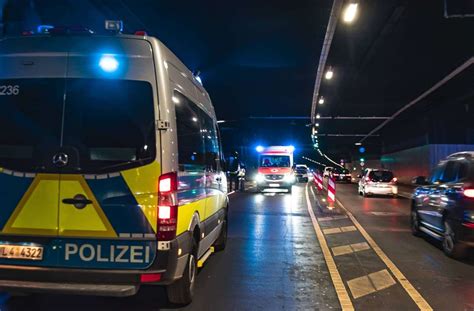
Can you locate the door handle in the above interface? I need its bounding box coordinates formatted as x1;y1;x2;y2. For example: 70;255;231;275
62;194;92;209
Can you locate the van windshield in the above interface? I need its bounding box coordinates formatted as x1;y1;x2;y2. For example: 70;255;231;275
259;155;290;168
0;78;155;173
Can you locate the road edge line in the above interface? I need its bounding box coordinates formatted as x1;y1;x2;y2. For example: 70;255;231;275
335;198;433;311
305;185;355;311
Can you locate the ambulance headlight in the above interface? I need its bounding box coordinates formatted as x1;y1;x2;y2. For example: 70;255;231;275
99;55;119;72
256;174;265;183
284;174;295;183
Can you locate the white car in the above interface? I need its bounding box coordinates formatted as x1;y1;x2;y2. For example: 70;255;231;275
295;164;309;182
323;167;334;178
358;169;398;197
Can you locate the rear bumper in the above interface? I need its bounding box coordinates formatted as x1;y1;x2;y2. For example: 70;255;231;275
365;185;398;195
0;233;192;297
0;280;138;297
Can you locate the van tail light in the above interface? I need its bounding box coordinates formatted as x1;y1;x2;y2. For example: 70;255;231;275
464;189;474;198
365;177;371;182
157;172;178;241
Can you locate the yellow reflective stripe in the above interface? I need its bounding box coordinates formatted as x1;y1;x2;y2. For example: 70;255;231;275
3;174;59;236
176;198;206;235
58;175;116;238
121;161;160;233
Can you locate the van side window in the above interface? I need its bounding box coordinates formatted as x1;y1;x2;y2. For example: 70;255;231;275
457;161;469;181
174;91;205;172
199;110;220;171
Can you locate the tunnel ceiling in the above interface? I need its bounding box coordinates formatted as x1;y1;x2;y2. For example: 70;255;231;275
2;0;474;163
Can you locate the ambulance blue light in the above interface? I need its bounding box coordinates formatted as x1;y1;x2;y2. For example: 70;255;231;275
195;75;202;84
37;25;54;34
99;55;119;72
256;145;264;152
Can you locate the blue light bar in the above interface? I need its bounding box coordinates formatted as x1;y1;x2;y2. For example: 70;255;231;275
99;55;119;72
256;145;264;152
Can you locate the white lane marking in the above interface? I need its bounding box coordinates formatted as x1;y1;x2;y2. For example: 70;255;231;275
305;185;354;311
335;198;433;310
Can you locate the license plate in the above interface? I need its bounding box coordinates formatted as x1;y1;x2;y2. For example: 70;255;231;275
0;244;43;260
269;183;280;187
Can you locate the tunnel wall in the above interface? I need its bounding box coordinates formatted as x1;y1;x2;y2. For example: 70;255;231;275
381;144;474;184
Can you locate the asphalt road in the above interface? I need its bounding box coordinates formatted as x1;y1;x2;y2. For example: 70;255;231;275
1;182;473;310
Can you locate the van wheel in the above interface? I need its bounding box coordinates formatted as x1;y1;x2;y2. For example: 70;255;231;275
167;239;197;305
287;187;292;194
443;221;467;259
214;214;228;252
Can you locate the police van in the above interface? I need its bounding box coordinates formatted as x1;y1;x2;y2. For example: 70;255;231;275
0;21;228;304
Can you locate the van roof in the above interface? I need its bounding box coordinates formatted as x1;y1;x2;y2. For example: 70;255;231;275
0;34;213;115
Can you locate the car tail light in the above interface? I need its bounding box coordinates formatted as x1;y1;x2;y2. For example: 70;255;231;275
464;189;474;198
365;177;371;182
391;177;398;184
157;172;178;241
140;273;161;283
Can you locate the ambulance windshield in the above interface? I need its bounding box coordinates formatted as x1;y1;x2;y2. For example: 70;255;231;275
259;155;291;168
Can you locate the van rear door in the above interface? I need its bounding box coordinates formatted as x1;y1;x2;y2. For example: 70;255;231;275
54;37;161;269
0;38;69;265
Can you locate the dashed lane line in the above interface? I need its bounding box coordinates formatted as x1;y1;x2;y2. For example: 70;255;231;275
323;226;357;235
335;198;433;310
332;242;370;257
305;185;355;311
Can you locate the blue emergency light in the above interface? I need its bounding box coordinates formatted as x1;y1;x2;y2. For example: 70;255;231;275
99;55;119;72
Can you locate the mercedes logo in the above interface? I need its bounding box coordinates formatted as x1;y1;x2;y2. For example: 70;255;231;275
52;152;69;167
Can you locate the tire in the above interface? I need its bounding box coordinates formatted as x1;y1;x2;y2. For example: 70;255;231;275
256;187;263;193
392;194;398;198
410;209;422;237
214;214;228;252
167;238;197;305
442;220;468;259
287;186;292;194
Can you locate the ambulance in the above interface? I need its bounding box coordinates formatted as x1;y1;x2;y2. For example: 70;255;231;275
255;146;295;193
0;21;228;304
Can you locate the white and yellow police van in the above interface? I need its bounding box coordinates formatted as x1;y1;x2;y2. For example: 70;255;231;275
0;21;228;304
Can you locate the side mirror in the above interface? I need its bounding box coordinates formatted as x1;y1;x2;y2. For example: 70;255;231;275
412;176;428;185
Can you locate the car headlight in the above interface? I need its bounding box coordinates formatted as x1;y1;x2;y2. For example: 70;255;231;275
284;174;295;183
256;174;265;183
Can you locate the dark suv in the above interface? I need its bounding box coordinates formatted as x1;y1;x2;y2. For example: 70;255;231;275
411;152;474;259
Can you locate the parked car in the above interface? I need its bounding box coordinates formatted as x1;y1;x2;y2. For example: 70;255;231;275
358;168;398;197
411;152;474;259
295;164;309;182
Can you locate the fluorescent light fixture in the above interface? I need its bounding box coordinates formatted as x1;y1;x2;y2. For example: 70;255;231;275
316;123;319;127
343;3;358;23
325;68;333;80
355;142;362;146
319;97;325;104
316;114;321;119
